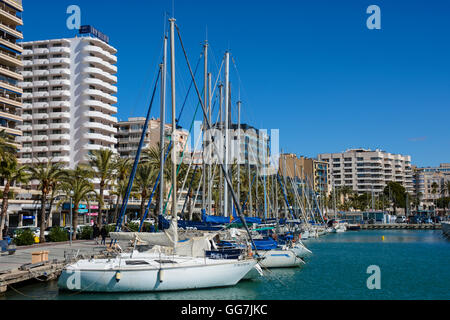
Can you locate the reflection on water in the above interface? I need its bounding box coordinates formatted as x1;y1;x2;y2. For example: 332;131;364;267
2;230;449;300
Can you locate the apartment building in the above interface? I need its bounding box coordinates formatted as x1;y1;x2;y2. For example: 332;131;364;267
116;117;189;159
318;149;413;194
17;33;118;169
279;154;330;194
414;163;450;209
0;0;23;139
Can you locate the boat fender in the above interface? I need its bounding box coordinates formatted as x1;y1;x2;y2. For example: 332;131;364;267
247;245;253;258
158;269;164;282
115;271;121;282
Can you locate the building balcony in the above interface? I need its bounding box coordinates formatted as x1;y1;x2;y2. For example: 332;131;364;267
82;98;117;113
20;147;32;153
49;101;70;108
21;114;32;121
83;132;117;144
16;136;31;143
18;81;33;88
48;145;70;152
32;48;49;55
32;91;49;98
82;45;117;64
32;113;49;120
82;56;117;74
82;67;117;84
49;90;70;98
0;37;22;53
32;135;48;141
21;70;32;77
17;124;31;131
0;6;23;26
33;124;49;131
48;112;70;119
48;133;70;141
0;64;22;80
83;89;117;104
84;121;117;134
32;58;50;66
32;146;48;153
31;80;49;88
49;123;70;130
33;69;49;77
49;79;70;87
51;156;70;163
49;57;70;65
0;51;22;67
83;77;117;94
49;47;71;54
32;102;49;108
49;68;70;76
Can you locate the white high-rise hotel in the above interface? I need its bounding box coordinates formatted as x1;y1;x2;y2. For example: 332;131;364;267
318;149;414;194
17;31;118;168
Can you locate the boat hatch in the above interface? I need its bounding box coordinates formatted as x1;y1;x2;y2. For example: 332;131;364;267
154;260;178;264
125;260;150;265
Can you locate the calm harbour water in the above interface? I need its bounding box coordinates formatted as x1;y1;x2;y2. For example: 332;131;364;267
2;230;449;300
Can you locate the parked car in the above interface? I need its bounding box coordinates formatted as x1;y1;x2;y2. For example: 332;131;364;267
432;216;441;223
12;226;40;239
408;216;419;224
395;216;407;224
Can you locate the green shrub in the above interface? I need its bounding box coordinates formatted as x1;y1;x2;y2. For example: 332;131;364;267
14;229;36;246
79;226;93;240
49;227;68;242
105;224;116;235
127;222;139;232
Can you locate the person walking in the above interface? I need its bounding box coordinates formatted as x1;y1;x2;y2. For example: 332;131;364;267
93;223;100;244
100;225;107;245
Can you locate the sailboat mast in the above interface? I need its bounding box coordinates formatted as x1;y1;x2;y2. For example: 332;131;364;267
223;52;230;217
219;83;223;216
169;18;178;244
207;72;212;215
159;36;167;218
202;41;208;213
237;100;241;208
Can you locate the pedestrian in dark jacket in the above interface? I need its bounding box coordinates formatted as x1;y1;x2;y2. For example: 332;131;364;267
93;223;100;244
100;225;107;245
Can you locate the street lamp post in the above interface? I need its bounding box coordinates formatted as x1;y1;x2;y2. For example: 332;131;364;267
69;196;73;247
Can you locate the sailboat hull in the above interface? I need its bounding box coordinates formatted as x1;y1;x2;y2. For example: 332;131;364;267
290;242;312;258
257;249;304;268
58;257;257;292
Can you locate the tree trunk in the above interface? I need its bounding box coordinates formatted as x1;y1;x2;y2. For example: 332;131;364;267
39;194;47;243
113;195;121;223
0;181;11;241
47;197;54;228
140;195;146;222
73;206;79;240
97;184;104;228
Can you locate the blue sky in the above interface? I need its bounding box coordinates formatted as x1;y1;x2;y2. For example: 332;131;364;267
21;0;450;167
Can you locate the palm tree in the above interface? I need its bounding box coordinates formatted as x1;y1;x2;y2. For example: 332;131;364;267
134;163;157;221
88;149;116;228
60;166;95;240
431;182;439;212
0;158;29;240
111;157;132;223
0;130;17;162
28;160;66;243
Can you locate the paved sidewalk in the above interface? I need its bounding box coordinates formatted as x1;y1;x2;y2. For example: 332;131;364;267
0;240;110;272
